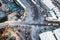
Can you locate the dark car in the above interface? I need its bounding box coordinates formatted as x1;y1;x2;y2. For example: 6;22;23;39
0;11;7;22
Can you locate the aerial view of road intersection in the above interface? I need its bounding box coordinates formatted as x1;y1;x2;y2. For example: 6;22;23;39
0;0;60;40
